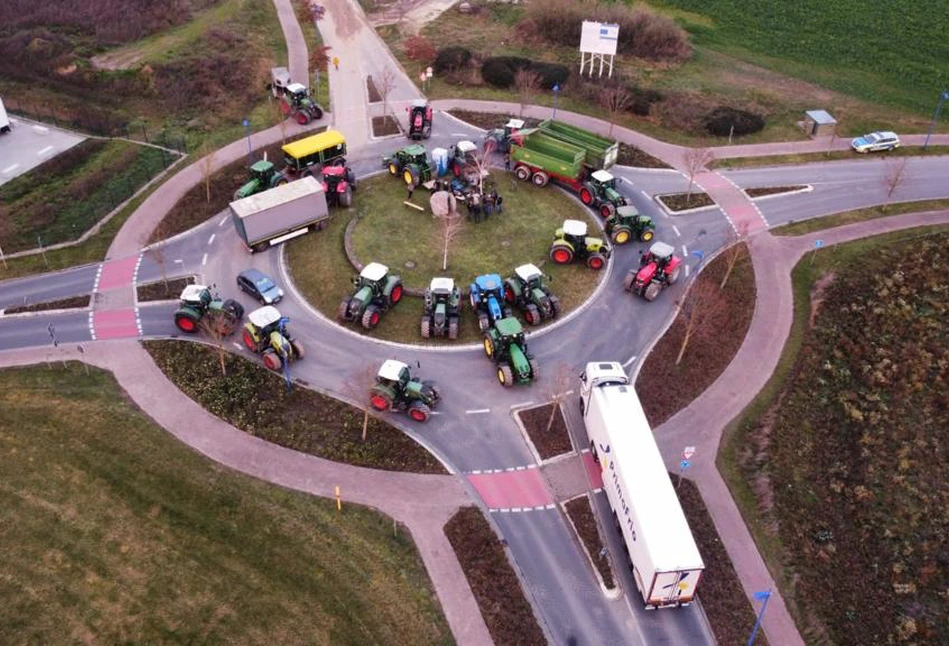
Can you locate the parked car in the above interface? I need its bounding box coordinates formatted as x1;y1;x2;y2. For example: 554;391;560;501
236;268;284;305
851;131;900;153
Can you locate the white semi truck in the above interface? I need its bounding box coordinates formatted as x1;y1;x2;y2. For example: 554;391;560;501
230;175;329;253
579;361;704;608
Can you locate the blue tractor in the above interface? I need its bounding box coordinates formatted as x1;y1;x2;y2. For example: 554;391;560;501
469;273;512;332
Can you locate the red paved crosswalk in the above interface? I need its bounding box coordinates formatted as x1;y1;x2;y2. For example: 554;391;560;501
467;467;553;511
696;171;768;234
92;308;141;340
96;256;139;292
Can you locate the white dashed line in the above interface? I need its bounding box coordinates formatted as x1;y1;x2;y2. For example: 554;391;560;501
174;259;183;264
450;132;469;137
466;408;490;414
681;245;688;256
685;265;691;278
671;225;681;237
37;146;54;156
232;342;243;350
88;312;97;341
511;401;534;409
622;354;638;368
640;189;650;199
32;125;49;134
2;164;19;174
208;234;216;245
201;253;208;266
218;215;228;227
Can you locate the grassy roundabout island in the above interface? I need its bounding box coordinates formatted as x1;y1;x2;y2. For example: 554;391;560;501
287;171;604;344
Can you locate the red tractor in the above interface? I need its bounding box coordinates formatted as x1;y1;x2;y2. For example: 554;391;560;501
408;99;433;140
321;165;356;207
624;241;682;301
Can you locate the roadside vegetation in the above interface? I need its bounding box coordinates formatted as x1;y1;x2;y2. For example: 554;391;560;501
287;172;602;344
564;496;616;590
719;227;949;644
637;243;755;426
137;276;195;302
0;362;452;644
712;147;949;170
517;403;572;460
0;139;172;253
772;198;949;236
444;507;546;645
144;340;445;474
2;295;90;315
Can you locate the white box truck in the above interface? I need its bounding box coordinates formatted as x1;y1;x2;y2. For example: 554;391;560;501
0;97;11;134
230;176;329;253
579;361;704;608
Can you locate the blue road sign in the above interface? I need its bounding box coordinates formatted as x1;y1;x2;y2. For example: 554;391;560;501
242;118;250;128
691;250;705;260
680;460;691;469
815;239;824;249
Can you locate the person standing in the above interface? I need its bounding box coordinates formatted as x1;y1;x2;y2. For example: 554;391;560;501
332;56;340;71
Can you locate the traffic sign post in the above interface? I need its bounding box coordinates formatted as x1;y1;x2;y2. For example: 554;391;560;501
552;84;560;119
810;238;824;265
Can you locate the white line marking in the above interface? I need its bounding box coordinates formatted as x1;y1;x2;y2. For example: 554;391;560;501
470;469;482;475
685;264;691;278
640;189;650;199
37;146;54;156
511;401;534;409
681;245;688;256
512;507;523;513
593;488;603;494
207;234;216;245
515;466;526;471
672;225;681;237
88;312;97;341
622;354;638;368
466;408;490;414
232;342;242;350
201;253;208;266
544;504;556;510
429;411;442;415
450;132;469;137
2;164;19;173
174;259;183;264
32;125;49;133
218;215;228;227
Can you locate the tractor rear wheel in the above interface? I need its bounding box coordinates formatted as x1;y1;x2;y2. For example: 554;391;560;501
514;165;531;182
280;99;291;116
421;317;431;338
388;282;403;305
478;313;489;332
549;244;574;264
174;308;201;333
291;339;305;360
422;125;431;139
640;229;655;242
611;226;632;245
504;283;516;304
667;266;681;284
579;185;595;206
600;203;616;218
498;365;514;387
262;349;283;371
525;304;541;326
529;359;539;380
311;106;324;120
586;253;606;270
339;186;353;207
644;281;662;301
549;295;563;318
296;111;310;125
404;165;421;187
623;271;637;292
361;305;381;329
338;298;351;320
370;386;394;411
448;318;459;340
482;334;494;358
531;171;549;187
388;161;401;176
407;401;432;422
242;328;257;351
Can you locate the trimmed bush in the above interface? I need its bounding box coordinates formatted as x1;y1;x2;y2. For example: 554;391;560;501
433;46;472;74
704;107;765;137
481;57;568;89
627;86;663;116
530;61;569;90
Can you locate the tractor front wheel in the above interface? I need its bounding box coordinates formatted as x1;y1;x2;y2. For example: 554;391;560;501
514;165;531;182
640;229;655;242
370;393;392;412
549;295;563;318
296;111;310;126
667;266;681;284
644;281;662;301
174;308;201;334
233;189;244;201
291;340;305;360
525;304;541;326
483;334;495;358
262;349;283;371
311;106;324;120
337;298;351;320
600;203;616;218
361;305;381;329
388;282;404;305
388;161;401;176
623;271;637;293
242;328;257;351
407;401;432;423
529;359;539;380
586;253;606;270
448;318;459;340
498;365;514;387
478;312;489;332
579;185;595;206
421;317;431;338
549;244;574;264
531;171;549;187
339;186;353;207
404;165;421;187
611;226;632;245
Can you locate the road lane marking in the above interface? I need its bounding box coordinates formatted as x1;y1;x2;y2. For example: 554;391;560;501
685;264;691;278
218;215;228;227
174;259;183;263
32;125;49;133
511;401;534;409
640;189;650;199
2;164;19;173
672;225;681;237
622;354;637;368
232;342;243;350
466;408;490;414
207;233;216;245
37;146;54;156
450;132;469;137
682;244;688;256
201;253;208;266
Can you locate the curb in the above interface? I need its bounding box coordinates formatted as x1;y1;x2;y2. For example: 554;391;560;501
559;493;623;600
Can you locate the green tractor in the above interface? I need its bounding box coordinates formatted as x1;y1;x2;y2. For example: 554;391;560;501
504;263;562;326
604;204;655;245
483;318;538;387
233;159;288;201
241;306;305;371
338;262;404;330
279;82;324;125
173;284;244;335
369;359;441;423
578;170;629;218
549;219;612;270
382;144;433;187
421;277;461;339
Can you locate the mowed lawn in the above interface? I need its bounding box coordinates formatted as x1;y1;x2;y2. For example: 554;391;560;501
0;364;452;645
650;0;949;114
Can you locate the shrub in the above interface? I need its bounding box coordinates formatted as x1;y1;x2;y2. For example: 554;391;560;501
433;46;472;74
704;107;766;137
404;34;437;64
530;61;570;90
481;57;568;90
627;86;663;116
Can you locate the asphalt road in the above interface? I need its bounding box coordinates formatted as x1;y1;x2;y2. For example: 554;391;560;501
0;117;86;186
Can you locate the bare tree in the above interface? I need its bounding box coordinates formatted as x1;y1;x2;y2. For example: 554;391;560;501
377;67;397;128
540;362;574;434
200;145;217;203
275;100;290;143
434;211;465;271
600;85;631;137
343;363;383;442
514;68;542;118
719;222;750;290
393;0;414;27
146;219;170;295
882;158;909;211
675;277;727;365
198;311;233;377
682;147;715;202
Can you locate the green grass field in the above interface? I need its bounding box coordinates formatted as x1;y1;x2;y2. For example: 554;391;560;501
0;363;452;644
651;0;949;115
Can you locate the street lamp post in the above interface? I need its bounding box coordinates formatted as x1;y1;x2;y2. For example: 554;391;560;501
924;90;949;150
552;84;560;120
242;118;252;166
746;589;772;646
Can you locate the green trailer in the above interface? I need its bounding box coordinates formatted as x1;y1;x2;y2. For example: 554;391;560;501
509;130;586;188
538;119;619;170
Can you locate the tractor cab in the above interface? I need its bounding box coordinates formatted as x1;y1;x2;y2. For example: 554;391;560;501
590;170;618;191
641;241;677;270
561;219;590;248
250;160;278;183
514;263;544;290
429;276;455;297
246;305;284;337
356;262;390;294
377;358;411;390
590;170;627;206
402;144;428;166
408;99;433;140
495;317;526;344
504;118;525;138
180;284;212;308
630;241;682;300
285;83;310;106
474;273;504;296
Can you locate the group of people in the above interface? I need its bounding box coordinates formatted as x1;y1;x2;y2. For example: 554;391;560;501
407;177;504;223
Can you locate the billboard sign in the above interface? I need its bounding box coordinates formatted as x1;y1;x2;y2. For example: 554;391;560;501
580;21;620;56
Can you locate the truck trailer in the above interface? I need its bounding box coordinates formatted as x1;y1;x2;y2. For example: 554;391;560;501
230;176;330;252
538;118;619;171
579;361;704;608
509;130;586;189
